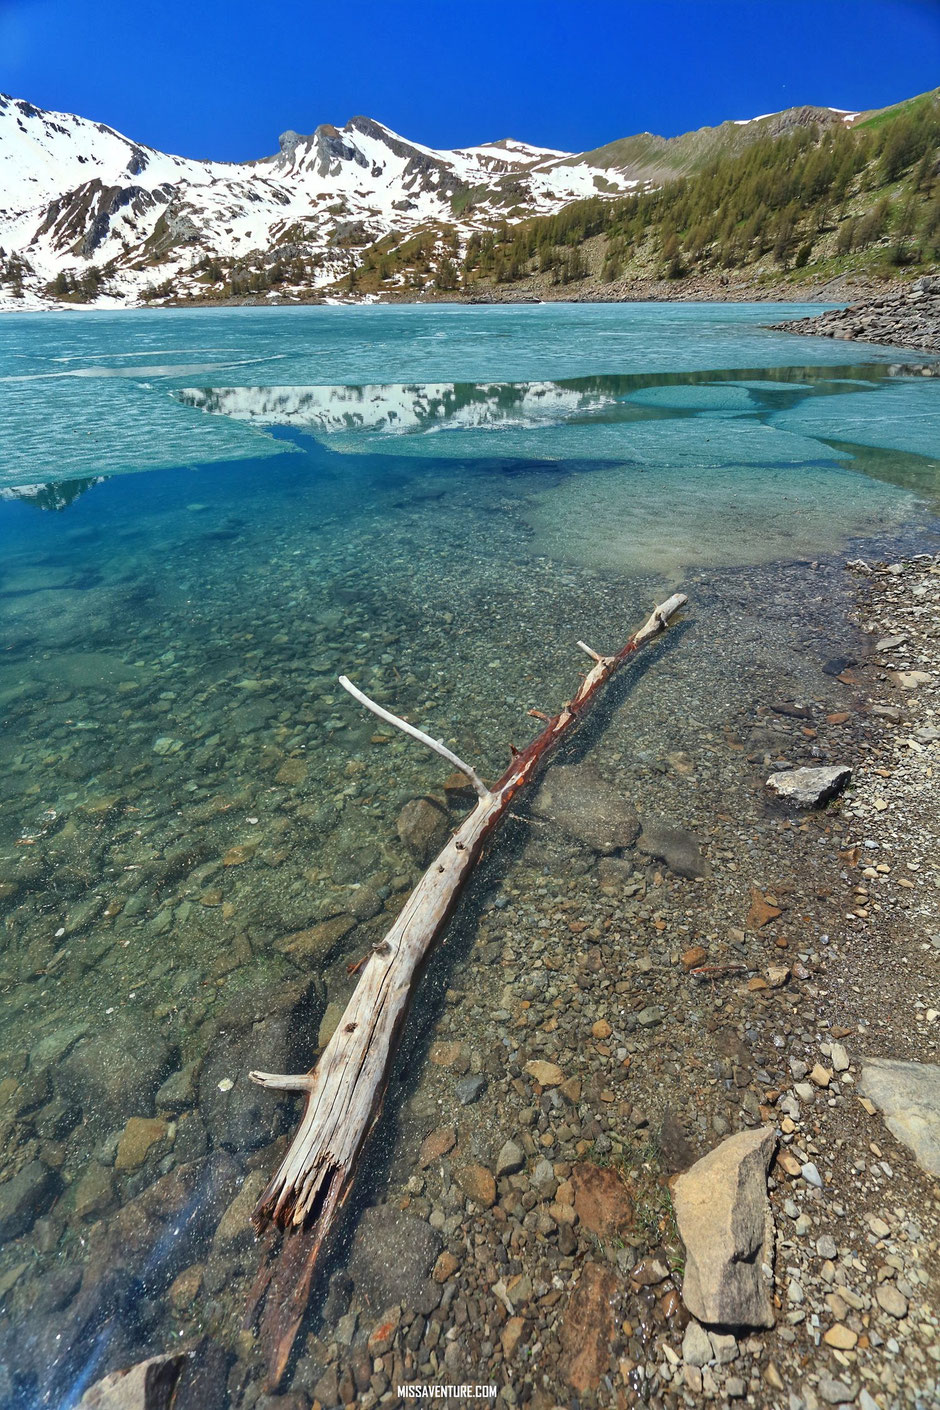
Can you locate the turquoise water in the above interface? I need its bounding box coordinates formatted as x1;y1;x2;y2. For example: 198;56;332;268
0;302;938;1407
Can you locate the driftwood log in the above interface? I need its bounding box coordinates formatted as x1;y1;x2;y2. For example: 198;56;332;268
246;593;687;1384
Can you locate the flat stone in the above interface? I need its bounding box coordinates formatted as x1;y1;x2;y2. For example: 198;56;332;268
747;886;782;928
456;1164;496;1207
274;757;308;787
76;1355;185;1410
501;1316;526;1360
570;1162;634;1238
73;1164;115;1220
524;1059;564;1087
155;1064;198;1114
823;1323;858;1349
31;1022;90;1068
455;1075;486;1105
0;1160;61;1240
212;1170;268;1251
317;1001;345;1049
114;1117;167;1171
636;818;708;879
766;765;851;808
858;1058;940;1175
673;1126;776;1329
817;1375;858;1405
366;1305;401;1356
636;1006;663;1027
418;1127;457;1169
347;1205;441;1312
559;1261;618;1392
875;1282;908;1318
531;763;640;854
681;1319;713;1368
276;914;354;964
894;670;931;690
397;796;449;864
495;1140;525;1177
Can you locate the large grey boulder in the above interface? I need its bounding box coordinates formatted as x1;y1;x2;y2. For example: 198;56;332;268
766;765;851;807
531;764;639;853
858;1058;940;1176
673;1126;776;1329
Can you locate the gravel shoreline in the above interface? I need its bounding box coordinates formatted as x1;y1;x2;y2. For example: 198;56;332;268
270;553;940;1410
769;276;940;356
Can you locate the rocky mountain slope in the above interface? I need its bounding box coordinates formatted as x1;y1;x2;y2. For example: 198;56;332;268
0;92;877;310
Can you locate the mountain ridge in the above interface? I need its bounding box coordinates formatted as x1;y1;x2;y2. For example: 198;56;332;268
0;89;932;309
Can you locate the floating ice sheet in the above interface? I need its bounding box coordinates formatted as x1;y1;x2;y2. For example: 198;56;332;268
770;381;940;461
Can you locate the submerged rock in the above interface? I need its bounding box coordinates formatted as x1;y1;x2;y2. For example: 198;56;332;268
198;979;319;1151
766;764;851;807
858;1058;940;1176
54;1018;177;1137
347;1204;441;1312
531;763;639;853
636;818;708;878
397;796;450;863
76;1352;185;1409
0;1159;61;1240
673;1125;776;1329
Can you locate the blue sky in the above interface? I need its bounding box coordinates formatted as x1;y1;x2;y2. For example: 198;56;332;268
1;0;938;159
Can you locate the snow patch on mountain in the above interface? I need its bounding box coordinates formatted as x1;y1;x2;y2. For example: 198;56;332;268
0;94;639;310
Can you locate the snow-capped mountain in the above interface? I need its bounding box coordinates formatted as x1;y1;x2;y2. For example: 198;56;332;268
0;93;871;310
0;95;641;308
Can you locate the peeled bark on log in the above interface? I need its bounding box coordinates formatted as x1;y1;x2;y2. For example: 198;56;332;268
247;593;686;1383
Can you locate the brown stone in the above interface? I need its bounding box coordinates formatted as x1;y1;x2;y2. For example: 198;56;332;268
571;1163;634;1239
524;1059;564;1087
428;1041;463;1068
114;1117;167;1171
681;945;708;970
276;914;354;963
560;1261;618;1392
456;1164;496;1207
433;1249;459;1282
591;1019;612;1039
397;796;449;864
367;1305;401;1356
73;1163;115;1219
823;1324;858;1350
746;886;782;929
419;1126;457;1168
275;757;308;787
501;1316;526;1359
168;1264;204;1311
222;843;257;866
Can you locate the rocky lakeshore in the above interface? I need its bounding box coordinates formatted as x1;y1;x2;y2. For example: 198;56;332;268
276;554;940;1410
2;490;940;1410
5;548;934;1410
769;276;940;355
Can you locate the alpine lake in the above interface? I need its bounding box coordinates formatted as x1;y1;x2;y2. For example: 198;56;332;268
0;302;938;1408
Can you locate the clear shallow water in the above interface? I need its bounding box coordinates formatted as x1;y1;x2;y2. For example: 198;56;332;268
0;303;939;1408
